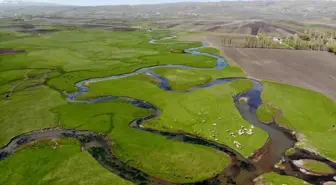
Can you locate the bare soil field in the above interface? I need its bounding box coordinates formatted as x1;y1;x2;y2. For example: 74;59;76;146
222;48;336;101
0;48;25;55
180;21;296;37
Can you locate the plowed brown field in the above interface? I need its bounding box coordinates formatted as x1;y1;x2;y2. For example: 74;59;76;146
223;48;336;101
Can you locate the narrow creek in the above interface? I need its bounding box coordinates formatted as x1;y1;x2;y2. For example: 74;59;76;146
1;36;335;185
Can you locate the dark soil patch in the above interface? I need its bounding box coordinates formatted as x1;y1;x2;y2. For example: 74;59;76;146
80;24;137;31
194;21;229;26
250;139;274;171
272;24;297;34
104;27;137;31
241;21;297;35
194;21;207;26
243;21;271;35
0;48;25;55
206;26;222;32
311;24;336;30
0;24;35;29
17;29;59;34
281;20;305;27
166;23;180;28
82;24;128;28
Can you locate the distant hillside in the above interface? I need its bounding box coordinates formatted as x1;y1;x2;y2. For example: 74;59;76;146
0;0;61;6
0;0;334;23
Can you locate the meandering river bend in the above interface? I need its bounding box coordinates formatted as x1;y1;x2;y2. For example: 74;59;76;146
1;36;335;185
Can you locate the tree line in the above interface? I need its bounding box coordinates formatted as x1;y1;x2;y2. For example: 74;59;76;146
220;30;336;54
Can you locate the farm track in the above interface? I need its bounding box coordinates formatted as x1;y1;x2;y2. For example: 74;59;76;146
1;36;335;185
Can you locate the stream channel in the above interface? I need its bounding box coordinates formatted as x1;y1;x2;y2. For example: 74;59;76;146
1;36;335;185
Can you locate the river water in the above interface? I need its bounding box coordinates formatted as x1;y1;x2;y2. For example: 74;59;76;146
1;36;335;185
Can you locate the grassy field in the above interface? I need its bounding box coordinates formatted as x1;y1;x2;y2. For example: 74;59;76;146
153;65;245;90
257;172;309;185
0;29;202;93
0;138;133;185
77;74;268;157
52;100;230;183
256;104;281;123
2;25;334;184
141;53;217;68
0;68;60;96
0;28;235;183
260;81;336;161
0;86;66;146
0;30;30;41
197;47;220;55
301;160;335;174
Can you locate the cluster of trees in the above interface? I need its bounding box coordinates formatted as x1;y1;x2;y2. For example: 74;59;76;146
296;29;336;51
327;45;336;54
11;15;32;21
304;28;336;40
221;39;233;47
220;33;284;49
279;33;335;51
284;34;300;49
243;33;280;49
220;30;336;53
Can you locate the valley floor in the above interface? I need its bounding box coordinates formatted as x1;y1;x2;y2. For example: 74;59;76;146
0;28;335;185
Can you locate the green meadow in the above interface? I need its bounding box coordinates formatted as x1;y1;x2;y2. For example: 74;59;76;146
51;100;229;182
256;104;282;123
77;74;268;157
197;47;221;56
0;138;133;185
0;86;66;146
258;172;309;185
259;81;336;162
0;29;232;183
152;64;245;90
1;26;335;185
301;160;335;174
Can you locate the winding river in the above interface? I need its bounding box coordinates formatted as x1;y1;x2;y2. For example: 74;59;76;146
1;35;335;185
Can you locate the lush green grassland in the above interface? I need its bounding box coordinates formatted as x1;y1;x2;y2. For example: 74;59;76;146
0;29;206;93
0;70;28;85
153;65;245;90
0;28;234;183
301;160;335;174
4;27;334;184
141;53;216;68
0;138;133;185
260;81;336;161
0;69;60;95
47;64;154;93
0;30;29;41
256;104;281;123
52;100;229;183
0;86;66;146
257;172;309;185
154;68;212;90
197;47;220;56
1;23;336;185
147;30;173;40
77;74;268;157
